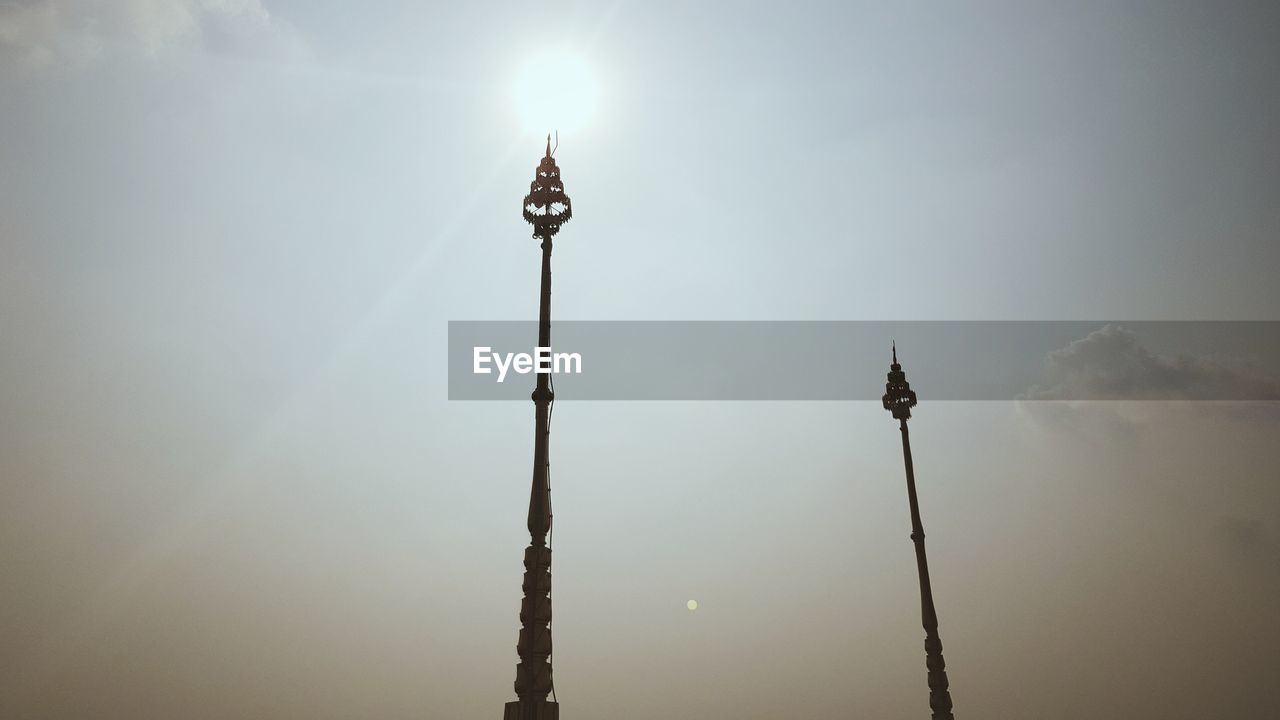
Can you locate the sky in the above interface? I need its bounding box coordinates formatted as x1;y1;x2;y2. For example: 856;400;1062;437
1;1;1279;718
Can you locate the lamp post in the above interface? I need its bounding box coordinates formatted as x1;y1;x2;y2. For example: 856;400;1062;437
504;137;572;720
882;344;955;720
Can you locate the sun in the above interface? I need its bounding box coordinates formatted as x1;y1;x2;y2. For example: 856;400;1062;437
511;49;598;135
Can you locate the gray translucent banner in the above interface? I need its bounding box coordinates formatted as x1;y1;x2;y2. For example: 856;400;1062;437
447;321;1280;401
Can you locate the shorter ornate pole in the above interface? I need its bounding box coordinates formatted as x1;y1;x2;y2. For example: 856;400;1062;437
882;344;955;720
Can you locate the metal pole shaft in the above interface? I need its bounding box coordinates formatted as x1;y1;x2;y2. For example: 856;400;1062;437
528;238;553;537
900;418;954;720
512;237;554;708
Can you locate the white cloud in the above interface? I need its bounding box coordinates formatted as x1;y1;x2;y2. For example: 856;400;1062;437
0;0;298;67
0;1;97;65
1022;324;1280;401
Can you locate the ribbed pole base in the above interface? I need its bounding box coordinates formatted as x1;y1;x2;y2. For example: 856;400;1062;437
503;700;559;720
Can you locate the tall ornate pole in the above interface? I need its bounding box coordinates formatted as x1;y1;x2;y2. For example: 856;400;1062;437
505;137;571;720
882;344;955;720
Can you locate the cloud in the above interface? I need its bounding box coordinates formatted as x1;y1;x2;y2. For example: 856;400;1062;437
1214;515;1280;571
0;0;299;67
1217;514;1267;548
1022;324;1280;401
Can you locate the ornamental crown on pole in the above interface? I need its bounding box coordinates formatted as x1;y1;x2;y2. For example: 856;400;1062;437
882;342;918;421
523;135;573;240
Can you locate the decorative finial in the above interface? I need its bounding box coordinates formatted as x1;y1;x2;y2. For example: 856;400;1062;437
523;139;573;241
882;345;918;421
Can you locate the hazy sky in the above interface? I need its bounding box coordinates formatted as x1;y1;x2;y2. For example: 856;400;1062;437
2;2;1278;718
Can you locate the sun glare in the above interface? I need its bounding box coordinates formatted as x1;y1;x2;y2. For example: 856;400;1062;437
511;50;598;135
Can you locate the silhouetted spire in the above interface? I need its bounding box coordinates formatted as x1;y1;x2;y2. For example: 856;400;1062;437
883;347;955;719
882;344;917;421
523;139;573;242
505;140;573;720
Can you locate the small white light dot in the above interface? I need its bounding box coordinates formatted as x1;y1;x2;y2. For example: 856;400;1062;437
687;599;698;611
